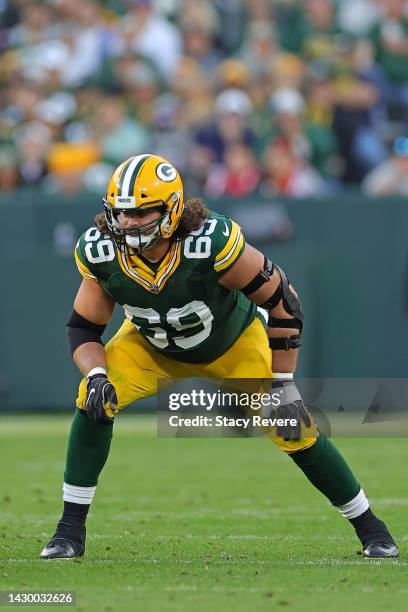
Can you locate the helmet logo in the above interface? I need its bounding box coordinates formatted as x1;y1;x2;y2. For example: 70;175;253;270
156;162;177;182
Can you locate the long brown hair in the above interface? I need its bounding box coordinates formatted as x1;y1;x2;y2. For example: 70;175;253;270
95;197;209;240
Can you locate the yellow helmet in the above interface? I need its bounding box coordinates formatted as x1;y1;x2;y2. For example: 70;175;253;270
103;153;184;254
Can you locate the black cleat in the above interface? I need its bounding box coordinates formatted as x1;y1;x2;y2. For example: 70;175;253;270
362;542;399;559
40;522;85;560
352;509;399;560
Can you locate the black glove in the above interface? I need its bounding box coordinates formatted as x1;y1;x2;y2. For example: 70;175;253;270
85;373;118;424
272;379;314;441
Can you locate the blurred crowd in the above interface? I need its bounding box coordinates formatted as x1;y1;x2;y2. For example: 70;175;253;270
1;0;408;200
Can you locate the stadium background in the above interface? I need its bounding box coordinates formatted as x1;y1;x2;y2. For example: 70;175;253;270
1;0;408;410
1;193;407;411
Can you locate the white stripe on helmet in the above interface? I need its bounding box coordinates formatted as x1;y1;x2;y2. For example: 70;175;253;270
121;154;150;198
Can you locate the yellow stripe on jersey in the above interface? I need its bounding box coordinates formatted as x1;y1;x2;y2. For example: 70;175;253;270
155;240;182;286
214;221;239;264
214;222;244;273
74;248;97;280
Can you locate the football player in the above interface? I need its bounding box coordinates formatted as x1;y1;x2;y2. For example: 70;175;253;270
41;154;398;560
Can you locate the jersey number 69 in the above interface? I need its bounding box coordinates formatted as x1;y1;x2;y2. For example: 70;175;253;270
123;300;214;350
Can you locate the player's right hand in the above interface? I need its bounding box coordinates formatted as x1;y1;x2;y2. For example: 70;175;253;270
85;373;118;424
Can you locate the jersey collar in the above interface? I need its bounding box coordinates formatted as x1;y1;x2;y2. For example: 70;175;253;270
116;240;182;293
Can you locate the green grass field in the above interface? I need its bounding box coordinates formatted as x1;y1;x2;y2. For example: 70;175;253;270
0;415;407;611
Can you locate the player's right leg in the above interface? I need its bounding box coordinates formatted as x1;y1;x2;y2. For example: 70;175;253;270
40;319;188;559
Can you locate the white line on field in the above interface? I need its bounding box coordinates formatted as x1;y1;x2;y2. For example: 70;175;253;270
3;558;407;566
370;499;408;506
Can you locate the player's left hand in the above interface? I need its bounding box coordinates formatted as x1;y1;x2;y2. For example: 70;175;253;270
85;373;118;424
272;380;314;441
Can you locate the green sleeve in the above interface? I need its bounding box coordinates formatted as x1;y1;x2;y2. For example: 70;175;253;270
74;230;98;281
74;227;116;284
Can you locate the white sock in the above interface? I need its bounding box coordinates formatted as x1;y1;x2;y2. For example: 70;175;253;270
63;482;96;505
336;488;369;519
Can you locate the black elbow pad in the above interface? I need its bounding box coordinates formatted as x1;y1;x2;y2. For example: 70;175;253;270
67;309;107;355
266;264;304;351
241;257;274;296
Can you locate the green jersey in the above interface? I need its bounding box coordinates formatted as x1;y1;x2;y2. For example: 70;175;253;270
74;211;257;363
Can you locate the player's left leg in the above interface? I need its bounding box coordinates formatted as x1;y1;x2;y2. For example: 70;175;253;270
195;317;399;559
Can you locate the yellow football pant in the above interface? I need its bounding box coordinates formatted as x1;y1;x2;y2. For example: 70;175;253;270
77;317;317;453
